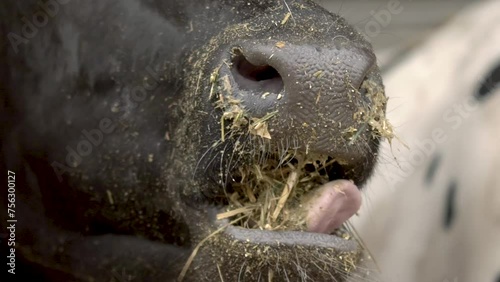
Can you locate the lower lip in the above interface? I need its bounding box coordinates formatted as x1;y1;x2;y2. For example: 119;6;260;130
217;220;358;252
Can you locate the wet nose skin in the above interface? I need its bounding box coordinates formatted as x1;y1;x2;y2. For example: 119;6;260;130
219;39;383;184
233;39;376;120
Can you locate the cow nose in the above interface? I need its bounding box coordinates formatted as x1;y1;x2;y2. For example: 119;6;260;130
228;39;376;120
216;39;384;185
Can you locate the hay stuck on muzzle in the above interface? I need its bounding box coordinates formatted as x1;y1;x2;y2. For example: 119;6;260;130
216;151;342;231
212;69;349;231
211;61;395;232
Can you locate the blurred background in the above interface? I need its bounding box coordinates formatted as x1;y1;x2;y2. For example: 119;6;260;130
311;1;500;281
315;0;480;70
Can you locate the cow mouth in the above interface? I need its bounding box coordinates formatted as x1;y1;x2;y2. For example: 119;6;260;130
215;150;363;248
206;45;379;249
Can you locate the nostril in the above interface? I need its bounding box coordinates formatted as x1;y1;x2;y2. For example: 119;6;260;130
231;50;284;94
237;57;279;81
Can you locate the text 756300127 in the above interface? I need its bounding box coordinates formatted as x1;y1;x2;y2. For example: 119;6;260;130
6;170;16;275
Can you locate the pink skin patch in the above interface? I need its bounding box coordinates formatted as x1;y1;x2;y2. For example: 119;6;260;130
305;179;362;234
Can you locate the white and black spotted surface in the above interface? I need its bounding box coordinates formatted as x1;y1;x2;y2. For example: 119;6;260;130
352;1;500;281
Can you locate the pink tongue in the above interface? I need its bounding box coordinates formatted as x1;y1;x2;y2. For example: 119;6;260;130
305;179;362;234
